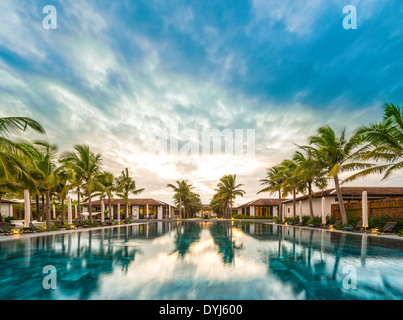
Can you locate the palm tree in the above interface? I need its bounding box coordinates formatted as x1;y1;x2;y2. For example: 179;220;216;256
93;171;116;221
304;126;371;225
258;165;286;221
115;168;144;220
292;151;328;219
60;145;102;221
19;141;62;229
167;180;193;219
0;117;46;198
346;103;403;181
279;159;301;219
215;174;245;219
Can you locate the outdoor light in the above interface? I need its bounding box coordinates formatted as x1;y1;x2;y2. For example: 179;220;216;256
11;229;20;236
371;228;379;235
329;225;334;231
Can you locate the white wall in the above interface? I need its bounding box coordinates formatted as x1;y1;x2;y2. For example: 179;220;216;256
132;206;139;219
283;197;336;218
0;203;14;218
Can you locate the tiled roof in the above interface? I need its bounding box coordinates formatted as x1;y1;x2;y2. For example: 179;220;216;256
281;187;403;204
81;198;173;207
236;198;281;209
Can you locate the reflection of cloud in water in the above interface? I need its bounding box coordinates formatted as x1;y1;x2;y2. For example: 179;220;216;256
91;228;302;300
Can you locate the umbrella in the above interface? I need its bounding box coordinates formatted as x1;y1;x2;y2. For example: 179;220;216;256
67;196;73;225
321;197;326;225
101;200;105;223
362;191;368;229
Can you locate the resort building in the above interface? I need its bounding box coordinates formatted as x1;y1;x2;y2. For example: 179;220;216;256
196;204;217;218
282;187;403;219
81;198;175;220
0;199;18;218
235;198;280;217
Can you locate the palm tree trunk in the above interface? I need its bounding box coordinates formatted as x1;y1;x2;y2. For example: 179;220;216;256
77;187;81;221
61;199;65;224
108;198;113;222
35;195;39;221
308;182;314;219
0;195;2;221
125;203;129;220
179;197;182;220
41;194;45;222
334;175;348;225
45;189;52;229
88;191;92;222
278;191;283;221
293;189;296;219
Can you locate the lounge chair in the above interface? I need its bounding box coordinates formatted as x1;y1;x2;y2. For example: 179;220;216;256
53;221;66;229
21;222;41;233
344;221;363;232
379;222;397;234
321;220;342;229
0;222;19;235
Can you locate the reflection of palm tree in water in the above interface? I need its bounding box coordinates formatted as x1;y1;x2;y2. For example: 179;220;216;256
209;222;242;264
171;222;202;259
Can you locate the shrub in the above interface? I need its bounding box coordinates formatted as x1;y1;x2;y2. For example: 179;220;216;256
4;216;17;224
81;219;99;227
398;230;403;237
232;214;275;220
307;217;322;225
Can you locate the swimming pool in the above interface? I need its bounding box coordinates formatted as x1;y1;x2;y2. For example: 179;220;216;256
0;221;402;300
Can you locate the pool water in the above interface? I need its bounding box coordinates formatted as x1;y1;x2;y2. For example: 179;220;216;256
0;221;402;300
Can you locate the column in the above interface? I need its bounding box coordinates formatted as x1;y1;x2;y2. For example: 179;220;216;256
362;191;368;229
117;203;121;224
158;206;163;220
24;190;31;228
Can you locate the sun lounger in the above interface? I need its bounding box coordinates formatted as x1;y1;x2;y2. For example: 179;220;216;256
379;222;397;234
0;222;19;235
344;221;363;231
21;222;38;233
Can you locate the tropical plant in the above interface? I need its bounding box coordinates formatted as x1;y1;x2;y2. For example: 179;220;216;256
304;126;371;225
292;151;328;219
258;165;286;221
60;145;102;221
115;168;144;219
19;141;64;229
167;180;193;219
214;174;245;219
346;103;403;181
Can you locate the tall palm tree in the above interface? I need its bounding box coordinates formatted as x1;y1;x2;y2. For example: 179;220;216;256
304;126;371;225
93;171;116;220
60;145;102;221
215;174;245;219
19;141;62;229
115;168;144;220
0;117;46;195
292;151;328;219
167;180;193;219
279;159;301;219
258;165;286;221
346;103;403;181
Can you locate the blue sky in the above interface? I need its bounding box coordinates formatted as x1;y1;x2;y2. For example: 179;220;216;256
0;0;402;204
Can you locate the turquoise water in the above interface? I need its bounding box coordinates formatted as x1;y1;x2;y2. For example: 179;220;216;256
0;221;402;300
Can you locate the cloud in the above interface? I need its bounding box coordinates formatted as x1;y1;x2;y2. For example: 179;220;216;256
0;0;402;205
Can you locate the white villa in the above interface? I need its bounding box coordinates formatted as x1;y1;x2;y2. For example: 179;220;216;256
281;187;403;219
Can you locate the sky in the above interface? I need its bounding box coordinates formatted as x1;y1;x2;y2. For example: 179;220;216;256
0;0;402;205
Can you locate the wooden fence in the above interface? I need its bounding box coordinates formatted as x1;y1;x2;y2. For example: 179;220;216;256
331;197;403;219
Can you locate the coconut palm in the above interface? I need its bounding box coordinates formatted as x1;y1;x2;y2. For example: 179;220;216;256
0;117;46;195
215;174;245;219
258;165;286;221
115;168;144;220
304;126;371;225
167;180;193;219
93;171;116;220
60;145;102;221
19;141;63;229
346;103;403;181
